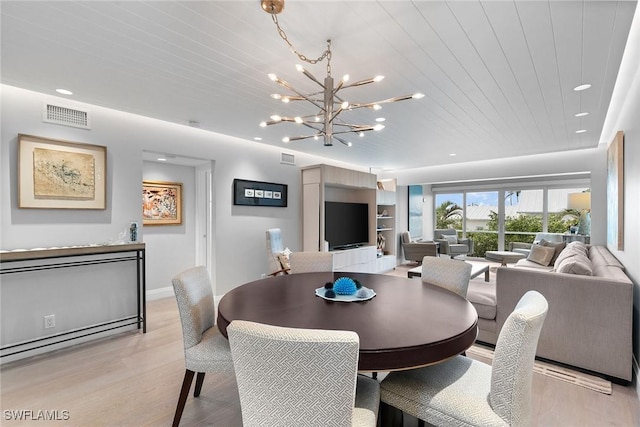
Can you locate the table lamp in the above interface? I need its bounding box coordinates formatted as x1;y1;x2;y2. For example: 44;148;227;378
567;192;591;235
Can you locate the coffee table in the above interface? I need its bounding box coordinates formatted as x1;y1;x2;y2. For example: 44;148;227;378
407;262;490;282
217;272;478;372
485;250;526;266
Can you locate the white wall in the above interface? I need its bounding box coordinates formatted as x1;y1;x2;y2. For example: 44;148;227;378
604;51;640;377
142;161;197;293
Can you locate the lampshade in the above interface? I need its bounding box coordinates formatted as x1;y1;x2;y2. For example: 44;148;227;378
567;192;591;211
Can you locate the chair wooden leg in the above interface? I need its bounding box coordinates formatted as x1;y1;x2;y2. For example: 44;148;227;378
172;369;195;427
418;420;425;427
194;372;206;397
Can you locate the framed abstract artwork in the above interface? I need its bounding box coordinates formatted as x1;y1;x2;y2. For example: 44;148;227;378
607;131;624;250
18;134;107;209
142;180;183;225
233;179;287;207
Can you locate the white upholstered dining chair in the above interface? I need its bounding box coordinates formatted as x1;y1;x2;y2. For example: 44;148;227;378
289;251;334;273
171;266;234;427
421;256;472;298
380;290;548;427
227;320;380;427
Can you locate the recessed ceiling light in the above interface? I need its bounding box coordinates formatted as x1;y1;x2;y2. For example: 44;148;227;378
449;153;457;157
575;129;587;134
157;157;167;161
574;112;589;117
56;88;73;95
254;137;262;141
573;84;591;91
375;117;385;122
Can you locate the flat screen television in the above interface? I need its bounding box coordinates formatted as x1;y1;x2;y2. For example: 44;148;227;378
325;201;369;250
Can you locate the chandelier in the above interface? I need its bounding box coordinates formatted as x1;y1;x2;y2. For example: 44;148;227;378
259;0;424;147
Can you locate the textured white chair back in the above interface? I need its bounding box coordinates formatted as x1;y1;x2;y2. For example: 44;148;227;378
289;251;334;274
421;256;472;298
490;290;548;426
171;266;215;350
228;320;360;427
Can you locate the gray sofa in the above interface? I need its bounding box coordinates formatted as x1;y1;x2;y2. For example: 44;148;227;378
467;242;633;382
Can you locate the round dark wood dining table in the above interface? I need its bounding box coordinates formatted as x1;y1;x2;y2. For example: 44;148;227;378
217;272;478;372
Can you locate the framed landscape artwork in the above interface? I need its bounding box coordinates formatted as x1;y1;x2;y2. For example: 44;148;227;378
142;181;183;225
18;134;107;209
233;179;287;207
607;131;624;250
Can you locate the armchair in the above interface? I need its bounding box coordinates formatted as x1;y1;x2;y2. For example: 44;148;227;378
508;233;565;256
400;231;438;263
433;229;473;258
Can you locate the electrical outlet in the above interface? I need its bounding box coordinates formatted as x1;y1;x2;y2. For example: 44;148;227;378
44;314;55;329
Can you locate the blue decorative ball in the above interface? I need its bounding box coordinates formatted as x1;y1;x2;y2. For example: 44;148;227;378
325;290;336;299
333;277;357;295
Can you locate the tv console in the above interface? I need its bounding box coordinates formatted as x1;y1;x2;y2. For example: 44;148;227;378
332;245;377;273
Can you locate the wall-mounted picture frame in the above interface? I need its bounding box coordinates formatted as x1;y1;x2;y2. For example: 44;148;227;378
233;179;287;207
18;134;107;209
607;131;624;250
142;180;183;225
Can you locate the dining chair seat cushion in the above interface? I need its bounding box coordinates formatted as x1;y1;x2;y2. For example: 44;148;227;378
381;355;507;427
184;327;234;373
353;375;381;427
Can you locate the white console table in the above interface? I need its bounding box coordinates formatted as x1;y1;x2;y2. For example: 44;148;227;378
0;243;146;359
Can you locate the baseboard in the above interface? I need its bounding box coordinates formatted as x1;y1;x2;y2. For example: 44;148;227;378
146;286;174;301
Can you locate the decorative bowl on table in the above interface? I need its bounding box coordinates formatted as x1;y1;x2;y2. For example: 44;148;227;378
315;277;376;302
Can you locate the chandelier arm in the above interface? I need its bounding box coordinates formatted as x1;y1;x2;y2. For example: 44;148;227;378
333;136;351;147
287;134;318;142
299;67;326;89
332;127;373;136
340;77;379;89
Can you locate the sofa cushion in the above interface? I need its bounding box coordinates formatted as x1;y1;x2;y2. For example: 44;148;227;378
443;235;458;244
514;259;555;271
539;239;566;264
565;240;588;254
588;245;624;269
467;281;496;320
554;246;587;267
555;254;593;275
527;244;555;266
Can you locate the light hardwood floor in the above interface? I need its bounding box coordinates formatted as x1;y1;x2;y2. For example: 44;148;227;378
1;265;638;426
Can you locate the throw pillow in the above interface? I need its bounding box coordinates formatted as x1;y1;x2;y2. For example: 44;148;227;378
555;254;593;276
443;235;458;244
539;239;566;264
527;244;555;266
277;247;292;271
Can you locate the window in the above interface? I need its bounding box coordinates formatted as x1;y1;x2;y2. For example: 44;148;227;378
434;193;463;231
432;177;590;256
465;191;498;255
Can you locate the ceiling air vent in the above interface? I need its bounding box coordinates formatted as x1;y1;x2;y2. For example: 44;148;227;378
43;102;91;129
281;153;295;165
